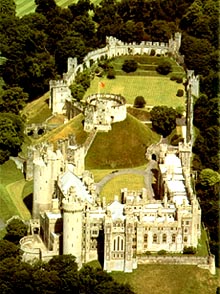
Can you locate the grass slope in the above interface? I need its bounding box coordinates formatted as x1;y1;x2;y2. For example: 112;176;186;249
111;265;220;294
36;113;89;146
0;161;31;221
85;114;160;169
22;92;52;124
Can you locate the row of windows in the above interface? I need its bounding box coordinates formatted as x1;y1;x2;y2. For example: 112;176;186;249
143;234;177;243
144;227;178;231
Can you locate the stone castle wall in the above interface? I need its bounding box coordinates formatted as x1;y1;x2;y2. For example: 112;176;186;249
84;93;127;132
50;33;182;115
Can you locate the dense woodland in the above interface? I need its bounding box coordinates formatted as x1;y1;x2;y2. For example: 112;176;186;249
0;0;219;287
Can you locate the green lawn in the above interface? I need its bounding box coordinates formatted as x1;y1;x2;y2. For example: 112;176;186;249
100;174;145;203
0;160;31;221
84;76;185;108
110;264;220;294
111;55;184;75
15;0;101;17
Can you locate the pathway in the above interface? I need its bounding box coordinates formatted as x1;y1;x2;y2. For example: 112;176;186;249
95;160;158;200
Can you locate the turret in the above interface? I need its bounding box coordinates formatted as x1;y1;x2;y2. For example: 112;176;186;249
32;148;64;218
62;186;84;268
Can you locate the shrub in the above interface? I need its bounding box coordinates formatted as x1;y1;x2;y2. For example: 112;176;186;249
134;96;146;108
145;251;151;255
170;134;184;146
170;75;183;83
176;77;183;83
150;49;155;56
158;250;167;255
95;67;103;77
176;89;184;97
107;68;116;79
156;61;172;75
183;246;197;254
122;59;138;73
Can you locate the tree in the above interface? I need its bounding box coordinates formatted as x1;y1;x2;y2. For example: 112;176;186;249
107;68;116;79
176;89;184;97
47;255;79;293
156;60;172;75
69;82;85;101
150;106;177;137
55;35;87;74
35;0;57;15
0;0;16;18
199;169;220;187
4;218;27;244
122;59;138;73
0;87;28;114
75;70;91;91
0;113;24;164
0;240;20;261
134;96;146;108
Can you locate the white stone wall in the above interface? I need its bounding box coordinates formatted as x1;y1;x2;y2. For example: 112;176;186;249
62;198;83;267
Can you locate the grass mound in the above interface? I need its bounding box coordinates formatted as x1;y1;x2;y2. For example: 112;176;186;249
36;113;89;146
85;114;160;169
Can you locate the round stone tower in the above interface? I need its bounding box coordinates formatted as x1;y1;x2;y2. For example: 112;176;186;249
62;186;84;268
32;148;63;219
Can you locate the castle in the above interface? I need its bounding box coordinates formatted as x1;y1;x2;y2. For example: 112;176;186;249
19;35;212;274
21;136;202;272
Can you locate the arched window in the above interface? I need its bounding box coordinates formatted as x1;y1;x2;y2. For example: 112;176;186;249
162;234;167;243
113;236;124;251
153;234;157;243
172;234;176;243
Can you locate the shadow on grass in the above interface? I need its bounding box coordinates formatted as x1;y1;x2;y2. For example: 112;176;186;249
23;193;33;215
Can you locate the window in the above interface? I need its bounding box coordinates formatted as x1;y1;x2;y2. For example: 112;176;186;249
153;234;157;243
184;236;188;242
172;234;176;243
144;234;148;243
113;236;124;251
162;234;167;243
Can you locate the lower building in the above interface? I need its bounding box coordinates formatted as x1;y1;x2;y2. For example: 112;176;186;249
20;141;201;272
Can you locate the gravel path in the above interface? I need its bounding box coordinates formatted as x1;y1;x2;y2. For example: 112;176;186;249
95;160;158;200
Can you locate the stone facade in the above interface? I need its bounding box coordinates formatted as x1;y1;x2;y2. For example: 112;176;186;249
21;138;204;273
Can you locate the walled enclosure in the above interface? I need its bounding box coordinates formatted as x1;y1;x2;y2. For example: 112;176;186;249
49;33;182;116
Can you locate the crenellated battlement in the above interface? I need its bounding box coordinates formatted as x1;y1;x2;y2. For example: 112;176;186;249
49;33;182;116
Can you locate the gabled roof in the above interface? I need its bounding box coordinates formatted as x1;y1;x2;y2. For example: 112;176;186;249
108;200;125;220
59;171;93;203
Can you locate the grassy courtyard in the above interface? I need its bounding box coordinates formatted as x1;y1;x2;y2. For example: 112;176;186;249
100;174;145;203
85;75;185;108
